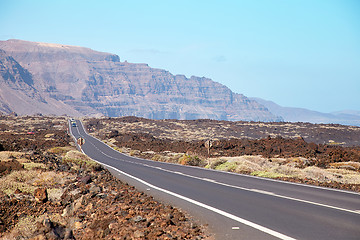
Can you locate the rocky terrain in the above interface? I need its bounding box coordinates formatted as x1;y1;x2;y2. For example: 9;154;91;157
0;39;280;122
1;115;359;240
0;116;209;239
83;117;360;192
85;117;360;147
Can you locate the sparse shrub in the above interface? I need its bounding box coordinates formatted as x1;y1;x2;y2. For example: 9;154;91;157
271;165;300;177
214;161;238;172
152;154;165;162
23;162;47;170
12;215;38;238
114;147;122;152
0;170;38;194
235;160;263;173
208;158;227;169
329;161;360;171
63;150;102;171
178;154;205;167
47;146;72;155
0;151;23;161
33;171;64;186
251;171;288;179
0;166;77;195
129;150;140;156
300;166;339;183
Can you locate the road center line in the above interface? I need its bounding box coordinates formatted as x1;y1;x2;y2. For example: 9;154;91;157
71;122;360;216
133;161;360;215
90;155;296;240
70;124;298;239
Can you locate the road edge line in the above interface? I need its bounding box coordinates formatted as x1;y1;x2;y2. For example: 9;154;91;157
91;158;296;240
77;120;360;196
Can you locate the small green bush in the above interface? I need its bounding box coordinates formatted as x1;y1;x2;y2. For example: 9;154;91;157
250;171;288;179
214;161;237;172
178;154;205;167
63;150;102;171
208;158;227;169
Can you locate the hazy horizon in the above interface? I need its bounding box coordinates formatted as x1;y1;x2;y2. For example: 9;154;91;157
1;0;359;113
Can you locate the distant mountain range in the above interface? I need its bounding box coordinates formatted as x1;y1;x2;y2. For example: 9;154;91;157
0;39;280;122
251;97;360;127
0;39;359;126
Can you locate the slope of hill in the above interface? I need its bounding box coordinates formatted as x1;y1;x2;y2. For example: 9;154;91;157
0;49;82;116
251;97;360;127
0;39;281;122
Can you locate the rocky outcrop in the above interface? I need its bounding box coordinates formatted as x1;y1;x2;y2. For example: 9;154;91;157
0;48;83;116
0;39;281;121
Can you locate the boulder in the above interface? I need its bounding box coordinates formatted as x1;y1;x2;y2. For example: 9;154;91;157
34;188;48;203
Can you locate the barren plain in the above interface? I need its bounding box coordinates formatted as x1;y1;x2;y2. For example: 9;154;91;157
1;115;360;239
83;117;360;192
0;116;208;239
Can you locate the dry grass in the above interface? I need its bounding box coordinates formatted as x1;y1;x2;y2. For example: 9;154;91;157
0;116;68;133
329;161;360;171
0;170;38;195
214;161;238;172
178;154;205;167
205;156;360;185
9;215;38;239
23;162;47;170
47;146;75;156
63;150;101;171
32;171;73;187
251;171;289;178
0;151;26;163
0;166;75;195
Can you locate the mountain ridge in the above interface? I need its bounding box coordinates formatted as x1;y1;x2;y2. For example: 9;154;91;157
0;39;281;121
251;97;360;127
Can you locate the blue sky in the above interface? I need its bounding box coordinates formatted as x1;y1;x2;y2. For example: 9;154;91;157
0;0;359;113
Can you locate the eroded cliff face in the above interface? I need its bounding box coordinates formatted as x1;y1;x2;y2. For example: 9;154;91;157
0;48;82;116
0;39;281;121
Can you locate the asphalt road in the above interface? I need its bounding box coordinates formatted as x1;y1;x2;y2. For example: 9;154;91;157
69;120;360;240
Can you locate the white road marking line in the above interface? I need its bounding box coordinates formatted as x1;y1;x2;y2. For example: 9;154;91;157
202;178;217;182
89;157;297;240
71;122;360;239
73;125;360;216
250;189;275;195
71;125;297;239
131;162;360;215
77;120;360;197
232;227;240;230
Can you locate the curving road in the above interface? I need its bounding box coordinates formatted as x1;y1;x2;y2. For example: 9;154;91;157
69;120;360;240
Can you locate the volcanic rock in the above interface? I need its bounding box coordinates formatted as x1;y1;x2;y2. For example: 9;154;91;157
34;188;48;203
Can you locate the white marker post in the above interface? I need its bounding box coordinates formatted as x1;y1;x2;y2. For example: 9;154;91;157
77;137;85;151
